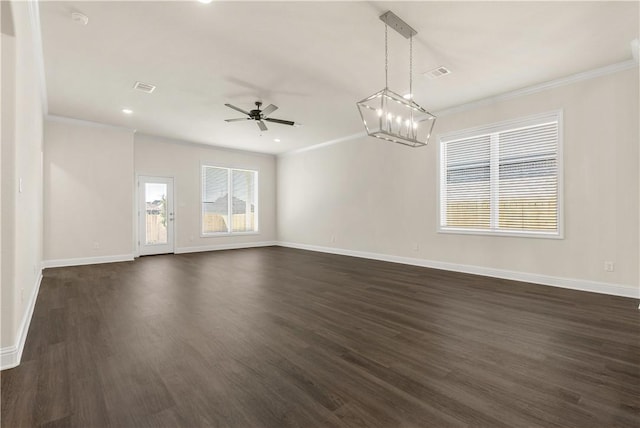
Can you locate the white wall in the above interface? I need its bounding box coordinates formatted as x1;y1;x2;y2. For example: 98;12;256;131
42;123;276;265
43;119;134;263
1;10;17;352
1;0;45;365
278;67;639;295
134;134;277;251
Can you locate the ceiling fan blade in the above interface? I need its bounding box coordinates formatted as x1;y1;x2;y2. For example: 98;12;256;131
224;103;250;115
257;120;268;131
261;104;278;117
264;117;295;126
225;118;251;122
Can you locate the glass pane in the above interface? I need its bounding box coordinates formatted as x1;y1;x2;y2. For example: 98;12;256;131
202;167;229;233
145;183;168;245
444;136;491;229
231;170;256;232
498;122;558;231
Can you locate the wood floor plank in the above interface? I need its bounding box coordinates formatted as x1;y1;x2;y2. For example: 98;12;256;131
0;359;39;428
33;342;71;426
2;247;639;427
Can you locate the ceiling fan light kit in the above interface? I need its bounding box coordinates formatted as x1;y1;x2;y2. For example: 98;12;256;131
357;11;436;148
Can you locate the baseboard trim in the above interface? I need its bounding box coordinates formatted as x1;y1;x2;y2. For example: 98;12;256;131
175;241;277;254
1;272;43;371
42;254;134;268
277;242;640;299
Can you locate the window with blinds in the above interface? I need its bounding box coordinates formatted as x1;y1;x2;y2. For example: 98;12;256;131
439;111;562;238
202;165;258;235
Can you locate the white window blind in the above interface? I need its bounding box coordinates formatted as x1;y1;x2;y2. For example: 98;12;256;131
202;166;258;235
439;111;561;237
231;169;257;232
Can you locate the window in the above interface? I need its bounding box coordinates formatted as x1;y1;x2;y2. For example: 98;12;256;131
202;165;258;235
439;111;562;238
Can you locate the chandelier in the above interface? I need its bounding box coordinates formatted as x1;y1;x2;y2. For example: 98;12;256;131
357;11;436;148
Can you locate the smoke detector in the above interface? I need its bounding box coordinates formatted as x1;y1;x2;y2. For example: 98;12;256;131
71;12;89;26
424;66;452;79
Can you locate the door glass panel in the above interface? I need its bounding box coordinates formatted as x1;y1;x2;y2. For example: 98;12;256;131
145;183;168;245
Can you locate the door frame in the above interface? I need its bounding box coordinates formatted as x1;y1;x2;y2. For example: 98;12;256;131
136;174;176;256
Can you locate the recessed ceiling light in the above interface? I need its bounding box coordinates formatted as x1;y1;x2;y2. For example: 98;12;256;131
274;138;281;142
403;93;413;100
198;0;213;3
122;108;133;114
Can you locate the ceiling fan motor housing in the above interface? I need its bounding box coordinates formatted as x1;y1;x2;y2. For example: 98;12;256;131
250;101;263;120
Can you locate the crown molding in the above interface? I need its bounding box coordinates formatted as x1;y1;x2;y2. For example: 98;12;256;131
435;59;638;117
30;0;637;159
280;59;638;157
46;114;136;133
27;0;47;116
279;131;366;157
135;132;277;158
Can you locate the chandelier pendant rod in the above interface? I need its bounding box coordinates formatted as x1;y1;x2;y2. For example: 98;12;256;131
409;34;413;139
409;34;413;98
385;22;388;89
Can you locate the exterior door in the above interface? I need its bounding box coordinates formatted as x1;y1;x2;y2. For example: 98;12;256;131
138;176;174;255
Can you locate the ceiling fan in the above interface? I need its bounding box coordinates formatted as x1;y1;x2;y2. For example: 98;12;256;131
224;101;296;131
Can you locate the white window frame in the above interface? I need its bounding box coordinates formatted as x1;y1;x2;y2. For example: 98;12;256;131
438;110;563;239
200;164;259;237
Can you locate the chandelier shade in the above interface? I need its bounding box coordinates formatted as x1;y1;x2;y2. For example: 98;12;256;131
357;88;436;148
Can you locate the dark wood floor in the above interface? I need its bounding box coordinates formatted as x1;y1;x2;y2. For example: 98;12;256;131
1;247;639;427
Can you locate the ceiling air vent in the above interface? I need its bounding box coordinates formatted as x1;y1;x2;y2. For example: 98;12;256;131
133;81;156;93
424;66;451;79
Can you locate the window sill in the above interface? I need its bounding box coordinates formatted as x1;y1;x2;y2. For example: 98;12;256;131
438;228;563;240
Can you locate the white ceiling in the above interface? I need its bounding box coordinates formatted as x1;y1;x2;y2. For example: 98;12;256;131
39;1;639;154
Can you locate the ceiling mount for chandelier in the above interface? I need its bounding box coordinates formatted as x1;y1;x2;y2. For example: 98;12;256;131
357;11;436;148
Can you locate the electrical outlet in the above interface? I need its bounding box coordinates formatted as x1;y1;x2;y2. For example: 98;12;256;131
604;261;615;272
330;235;336;243
412;243;419;251
93;241;100;250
